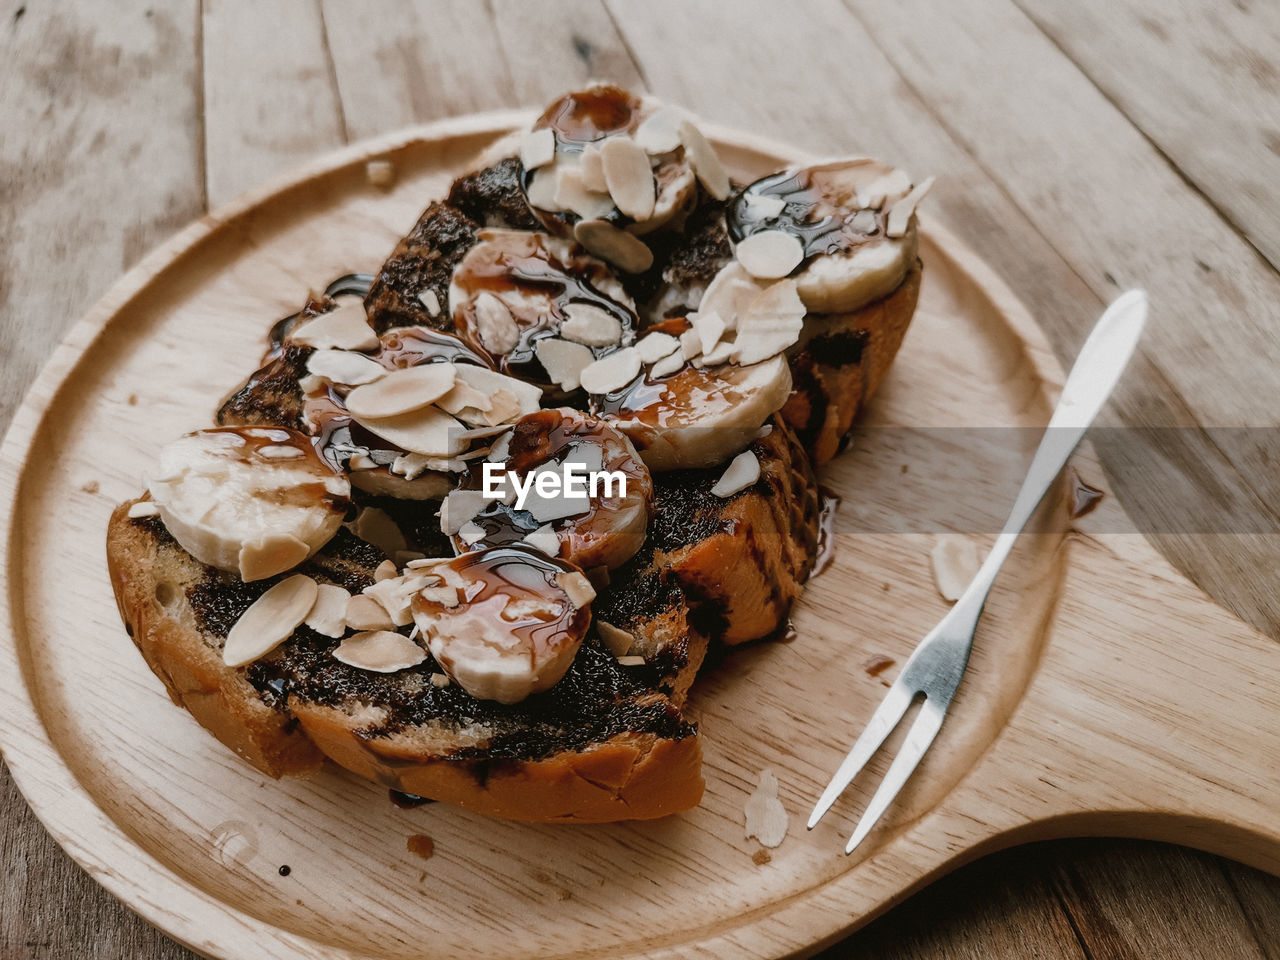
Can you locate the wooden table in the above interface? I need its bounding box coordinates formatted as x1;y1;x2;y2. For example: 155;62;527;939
3;1;1279;957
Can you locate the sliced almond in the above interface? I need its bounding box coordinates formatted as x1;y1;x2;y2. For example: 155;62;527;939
850;209;878;234
355;405;467;457
554;165;615;220
306;583;351;638
560;302;623;347
365;574;429;626
440;489;490;536
290;299;379;351
744;768;789;848
743;192;787;220
857;168;912;210
698;261;764;330
374;559;398;582
257;445;304;461
731;279;806;366
306;348;387;386
710;449;761;497
579;142;607;192
930;534;979;602
333;630;426;673
678;119;730;200
435;379;494;417
457;520;487;546
634;106;684;154
223;574;318;667
526;167;557;210
519;127;556;171
442;364;542;426
238;533;310;583
695;311;726;356
522;523;561;557
535;337;595;391
473;292;520;354
486;430;513;464
679;326;702;361
616;654;646;667
430;672;452;688
346;593;397;631
573;219;654;274
418;288;442;317
127;501;161;519
579;347;641;395
345;364;457;419
601;136;656;222
886;176;935;238
351;506;408;556
419;584;460;607
635;331;679;364
699;339;736;367
649;350;685;379
556;570;596;609
596;620;634;658
735;230;804;280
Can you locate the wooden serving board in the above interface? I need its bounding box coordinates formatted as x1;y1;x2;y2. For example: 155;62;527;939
2;114;1279;960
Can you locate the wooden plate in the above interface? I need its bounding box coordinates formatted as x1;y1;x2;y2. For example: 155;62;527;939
3;113;1279;960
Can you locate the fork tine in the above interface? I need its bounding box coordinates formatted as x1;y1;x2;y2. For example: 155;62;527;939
844;697;946;854
807;682;915;829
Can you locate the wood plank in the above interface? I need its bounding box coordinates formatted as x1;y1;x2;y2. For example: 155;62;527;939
489;0;646;96
0;0;204;432
202;0;346;205
1014;0;1280;274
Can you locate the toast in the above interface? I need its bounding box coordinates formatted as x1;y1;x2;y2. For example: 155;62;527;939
107;84;926;823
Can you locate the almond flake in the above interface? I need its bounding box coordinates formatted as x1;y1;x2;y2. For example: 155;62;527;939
560;302;623;347
430;672;452;688
306;583;351;638
850;209;878;234
349;453;378;470
616;654;646;667
678;119;730;200
364;574;430;626
679;326;702;360
756;423;774;439
710;450;760;497
699;339;736;367
365;160;395;188
440;489;490;536
931;534;979;602
649;351;685;379
297;373;326;394
418;288;442;317
634;106;684;154
698;261;764;330
554;165;615;220
579;347;641;395
290;299;379;351
442;364;542;426
556;570;596;609
355;405;467;457
886;176;935;238
435;379;494;417
486;430;513;464
522;523;561;557
374;559;398;581
743;192;787;220
519;127;556;170
351;506;408;556
601;136;656;222
457;520;487;545
731;279;806;366
420;584;461;607
238;534;310;583
744;769;789;848
333;630;426;673
223;575;318;667
346;593;397;631
345;363;457;419
473;292;520;354
857;168;912;210
735;230;804;280
535;337;595;391
695;311;726;355
306;348;387;386
596;620;634;658
573;219;654;273
579;143;607;192
635;331;679;364
526;167;557;210
127;501;161;519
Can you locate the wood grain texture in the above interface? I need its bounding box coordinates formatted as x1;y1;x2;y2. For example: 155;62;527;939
3;1;1280;957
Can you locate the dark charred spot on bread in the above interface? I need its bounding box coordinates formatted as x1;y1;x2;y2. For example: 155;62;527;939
806;328;868;367
446;157;540;231
625;193;732;317
364;202;479;334
216;344;312;431
647;470;738;554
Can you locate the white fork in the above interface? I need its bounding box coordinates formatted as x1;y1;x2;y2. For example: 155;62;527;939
808;290;1148;854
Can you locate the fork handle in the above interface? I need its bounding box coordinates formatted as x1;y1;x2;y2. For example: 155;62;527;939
953;291;1146;623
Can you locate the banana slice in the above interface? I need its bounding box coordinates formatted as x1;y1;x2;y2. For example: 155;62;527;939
147;427;351;581
518;85;717;261
410;546;594;703
594;353;793;471
449;229;637;395
727;159;931;314
443;409;653;571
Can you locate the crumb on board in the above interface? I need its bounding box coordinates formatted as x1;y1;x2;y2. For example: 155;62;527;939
81;480;99;494
127;394;138;405
744;768;789;848
555;889;572;901
406;834;434;860
366;159;396;188
752;849;772;866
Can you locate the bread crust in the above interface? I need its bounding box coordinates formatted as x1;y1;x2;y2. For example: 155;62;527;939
292;701;704;823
